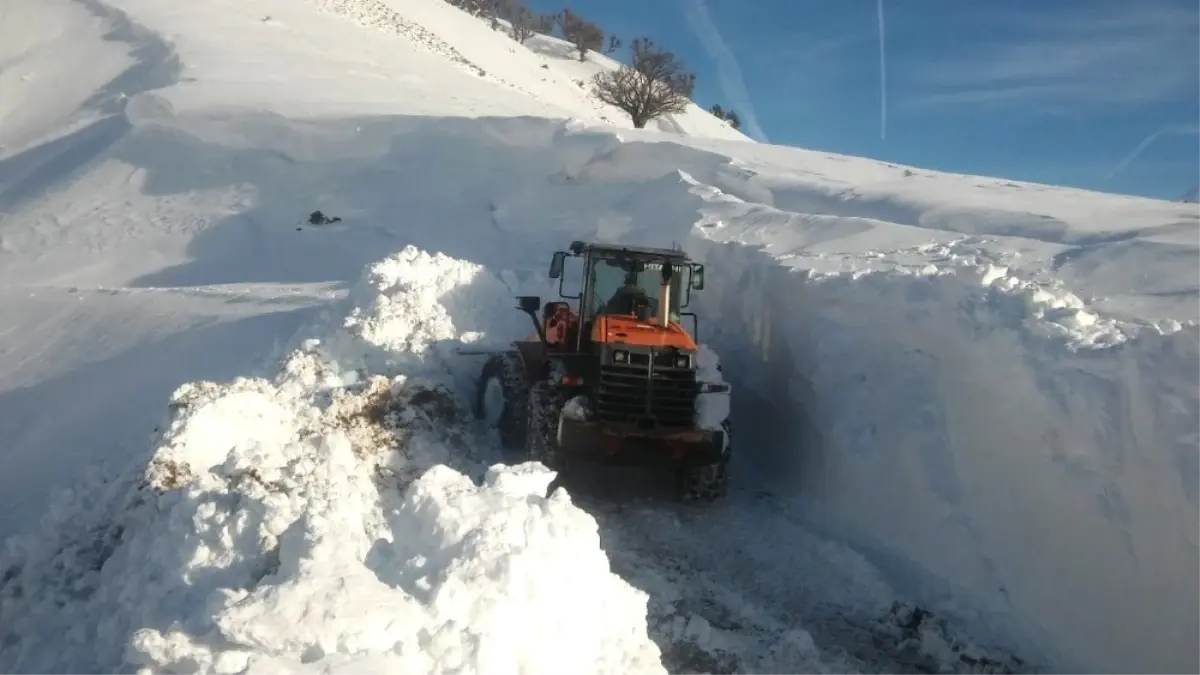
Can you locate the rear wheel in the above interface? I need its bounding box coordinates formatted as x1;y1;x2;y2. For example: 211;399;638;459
474;353;528;451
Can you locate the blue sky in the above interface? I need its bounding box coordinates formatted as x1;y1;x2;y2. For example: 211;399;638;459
525;0;1199;201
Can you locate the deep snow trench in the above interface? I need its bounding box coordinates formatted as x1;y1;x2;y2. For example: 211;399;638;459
1;107;1195;674
0;246;1032;675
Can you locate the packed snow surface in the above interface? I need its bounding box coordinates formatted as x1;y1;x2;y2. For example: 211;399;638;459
1;0;1196;673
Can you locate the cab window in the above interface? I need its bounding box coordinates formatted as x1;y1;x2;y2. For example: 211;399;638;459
587;256;683;320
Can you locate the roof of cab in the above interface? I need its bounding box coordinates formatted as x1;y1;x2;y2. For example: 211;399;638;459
569;240;691;260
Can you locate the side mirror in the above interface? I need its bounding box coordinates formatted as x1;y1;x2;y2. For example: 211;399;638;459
517;295;542;315
516;295;548;346
549;252;566;279
691;264;705;291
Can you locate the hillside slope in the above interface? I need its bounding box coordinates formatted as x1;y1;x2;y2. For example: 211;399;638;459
0;0;1195;673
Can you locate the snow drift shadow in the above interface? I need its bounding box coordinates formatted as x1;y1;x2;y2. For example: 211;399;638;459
119;113;591;289
73;0;182;117
0;0;179;211
0;115;130;211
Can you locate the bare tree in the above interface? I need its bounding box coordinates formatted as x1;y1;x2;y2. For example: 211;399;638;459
509;4;538;43
555;9;604;61
487;0;502;30
593;38;696;128
447;0;488;16
485;0;532;39
708;103;741;129
604;34;621;55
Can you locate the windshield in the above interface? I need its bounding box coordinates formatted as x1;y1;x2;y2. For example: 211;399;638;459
587;255;684;320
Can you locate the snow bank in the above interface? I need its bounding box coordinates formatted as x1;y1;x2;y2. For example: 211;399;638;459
0;247;664;674
685;210;1199;673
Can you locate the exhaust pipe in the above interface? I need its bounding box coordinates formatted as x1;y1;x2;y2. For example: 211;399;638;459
658;264;673;327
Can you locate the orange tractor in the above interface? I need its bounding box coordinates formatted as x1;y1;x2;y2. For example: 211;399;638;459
473;240;731;501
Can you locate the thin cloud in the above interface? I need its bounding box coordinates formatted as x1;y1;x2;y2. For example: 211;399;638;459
900;2;1198;113
770;30;876;63
1106;125;1200;180
680;0;769;142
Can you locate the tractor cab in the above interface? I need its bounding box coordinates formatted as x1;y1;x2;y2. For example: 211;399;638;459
532;240;706;355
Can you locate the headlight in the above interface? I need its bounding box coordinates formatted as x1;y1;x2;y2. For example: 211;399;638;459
675;354;690;368
613;350;628;363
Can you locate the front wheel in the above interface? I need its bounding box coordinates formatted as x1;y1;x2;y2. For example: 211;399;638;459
677;457;730;502
474;353;528;451
676;419;732;502
526;381;565;470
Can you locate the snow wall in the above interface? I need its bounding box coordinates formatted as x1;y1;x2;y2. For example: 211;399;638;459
2;106;1195;673
686;235;1199;674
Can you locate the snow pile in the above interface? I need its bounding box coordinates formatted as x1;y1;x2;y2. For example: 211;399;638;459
328;246;534;383
0;247;663;674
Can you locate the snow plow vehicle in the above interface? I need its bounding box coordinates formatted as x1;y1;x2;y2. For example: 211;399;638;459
473;240;732;501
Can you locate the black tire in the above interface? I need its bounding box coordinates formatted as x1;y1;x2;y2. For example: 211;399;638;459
526;381;565;470
677;418;732;502
474;353;529;451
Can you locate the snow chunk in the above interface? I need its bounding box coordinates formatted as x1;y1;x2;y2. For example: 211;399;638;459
975;263;1129;349
147;379;302;487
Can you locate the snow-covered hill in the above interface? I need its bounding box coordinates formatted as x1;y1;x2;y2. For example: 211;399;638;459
1;0;1195;673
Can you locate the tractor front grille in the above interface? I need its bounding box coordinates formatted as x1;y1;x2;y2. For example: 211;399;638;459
595;354;697;430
